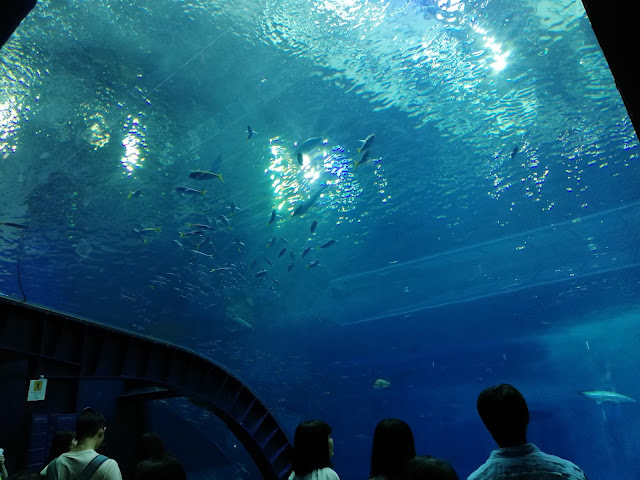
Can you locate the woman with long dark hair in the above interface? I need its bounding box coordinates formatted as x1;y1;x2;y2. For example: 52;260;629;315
289;420;339;480
369;419;416;480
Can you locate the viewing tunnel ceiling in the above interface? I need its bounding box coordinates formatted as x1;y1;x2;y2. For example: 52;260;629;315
1;0;639;478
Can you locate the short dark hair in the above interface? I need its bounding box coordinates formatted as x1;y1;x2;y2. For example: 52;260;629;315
292;420;333;476
477;384;529;444
403;456;458;480
134;456;186;480
370;418;416;480
75;408;106;441
138;433;167;461
46;431;75;464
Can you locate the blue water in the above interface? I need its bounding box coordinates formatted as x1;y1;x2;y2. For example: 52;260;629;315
1;0;639;479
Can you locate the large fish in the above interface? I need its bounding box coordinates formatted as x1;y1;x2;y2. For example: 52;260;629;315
293;184;328;217
175;186;206;195
295;137;323;165
581;390;636;404
188;170;224;182
358;133;375;153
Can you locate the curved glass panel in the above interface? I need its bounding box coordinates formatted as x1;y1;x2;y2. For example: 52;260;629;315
1;0;638;479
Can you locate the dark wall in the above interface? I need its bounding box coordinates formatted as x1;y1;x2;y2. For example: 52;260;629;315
0;0;37;49
0;355;34;473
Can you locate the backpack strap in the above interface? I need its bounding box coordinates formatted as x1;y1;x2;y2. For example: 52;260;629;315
75;455;109;480
46;458;59;480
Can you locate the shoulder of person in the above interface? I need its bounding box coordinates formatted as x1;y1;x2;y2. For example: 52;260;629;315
97;458;122;479
319;467;340;480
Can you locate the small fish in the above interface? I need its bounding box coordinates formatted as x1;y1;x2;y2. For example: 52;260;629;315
264;257;273;266
297;152;303;166
306;260;320;268
268;209;277;225
247;125;256;140
211;266;235;272
511;146;519;158
254;269;268;278
217;215;231;229
228;201;240;214
197;237;213;251
234;237;245;247
189;170;224;182
127;189;142;199
172;239;184;249
280;236;288;245
289;251;295;261
133;227;162;235
302;247;312;258
0;222;28;229
189;249;214;258
581;390;636;404
287;263;294;272
354;149;371;169
318;239;336;249
187;223;215;230
176;186;206;195
272;279;280;286
278;248;287;258
358;133;375;153
310;221;318;234
179;230;204;237
267;236;276;247
373;378;391;389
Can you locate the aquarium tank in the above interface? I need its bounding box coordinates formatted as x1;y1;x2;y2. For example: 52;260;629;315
1;0;638;479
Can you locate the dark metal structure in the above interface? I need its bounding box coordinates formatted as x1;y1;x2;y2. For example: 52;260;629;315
581;0;640;140
0;297;292;480
0;0;37;49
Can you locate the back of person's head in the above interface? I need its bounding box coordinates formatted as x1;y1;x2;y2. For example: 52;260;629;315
138;432;167;460
134;456;186;480
46;431;76;463
477;384;529;446
292;420;333;476
369;418;416;480
75;407;107;442
403;456;458;480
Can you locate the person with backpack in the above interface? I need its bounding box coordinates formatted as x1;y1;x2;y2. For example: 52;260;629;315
41;408;122;480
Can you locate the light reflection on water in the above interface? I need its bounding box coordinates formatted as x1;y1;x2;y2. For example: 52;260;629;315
265;136;365;219
120;113;147;175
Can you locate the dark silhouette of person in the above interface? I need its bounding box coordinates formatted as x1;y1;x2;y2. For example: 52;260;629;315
289;420;339;480
369;419;416;480
403;456;458;480
136;433;167;462
468;384;588;480
134;457;185;480
45;432;76;466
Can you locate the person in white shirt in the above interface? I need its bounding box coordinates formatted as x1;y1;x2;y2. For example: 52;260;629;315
289;420;339;480
468;384;588;480
41;408;122;480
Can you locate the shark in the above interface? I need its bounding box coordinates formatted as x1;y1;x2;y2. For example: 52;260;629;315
580;390;636;405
